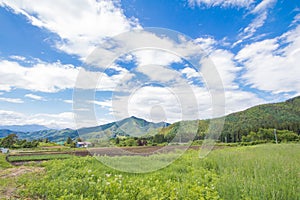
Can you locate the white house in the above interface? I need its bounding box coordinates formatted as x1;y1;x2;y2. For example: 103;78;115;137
0;147;9;154
76;142;92;148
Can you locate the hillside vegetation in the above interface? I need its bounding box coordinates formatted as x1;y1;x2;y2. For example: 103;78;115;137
157;96;300;143
0;96;299;144
17;144;300;199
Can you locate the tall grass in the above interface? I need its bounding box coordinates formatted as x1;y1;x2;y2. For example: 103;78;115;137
0;153;11;169
204;144;300;199
18;144;299;199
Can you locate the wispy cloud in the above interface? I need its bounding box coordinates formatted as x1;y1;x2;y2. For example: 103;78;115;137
9;55;26;61
25;93;45;101
236;24;300;95
0;97;24;103
188;0;254;8
239;0;277;41
63;100;73;104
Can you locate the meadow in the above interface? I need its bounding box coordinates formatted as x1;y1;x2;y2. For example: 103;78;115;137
8;143;298;200
7;153;73;162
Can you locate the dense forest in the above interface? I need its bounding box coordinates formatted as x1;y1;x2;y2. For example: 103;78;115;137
143;96;300;144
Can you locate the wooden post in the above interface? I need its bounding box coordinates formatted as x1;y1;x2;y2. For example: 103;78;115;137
274;129;278;144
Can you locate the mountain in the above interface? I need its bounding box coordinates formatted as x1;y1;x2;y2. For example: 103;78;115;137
220;96;300;142
1;96;299;143
0;116;168;142
76;116;169;140
0;129;27;138
0;124;49;132
158;96;300;142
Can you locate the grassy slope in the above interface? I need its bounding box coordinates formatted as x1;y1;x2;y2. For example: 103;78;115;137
0;153;11;170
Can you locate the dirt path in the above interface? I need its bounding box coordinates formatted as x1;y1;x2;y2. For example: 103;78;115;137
0;166;44;199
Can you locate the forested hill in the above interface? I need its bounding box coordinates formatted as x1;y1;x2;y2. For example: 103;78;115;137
158;96;300;143
0;96;299;143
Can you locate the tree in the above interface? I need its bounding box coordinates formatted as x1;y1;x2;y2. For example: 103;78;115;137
153;134;165;143
66;137;73;144
115;137;120;145
0;134;18;148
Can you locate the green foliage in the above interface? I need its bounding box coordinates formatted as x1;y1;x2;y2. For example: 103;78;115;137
7;154;73;162
208;144;300;199
220;96;300;142
0;134;40;149
157;96;300;143
242;128;299;143
64;137;76;148
0;134;17;148
17;144;300;199
0;153;12;170
19;152;220;199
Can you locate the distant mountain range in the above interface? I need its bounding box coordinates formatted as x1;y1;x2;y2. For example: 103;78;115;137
0;96;299;143
0;116;169;142
0;124;49;132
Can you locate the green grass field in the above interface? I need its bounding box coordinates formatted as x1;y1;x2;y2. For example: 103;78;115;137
7;154;73;162
16;143;299;200
0;153;11;170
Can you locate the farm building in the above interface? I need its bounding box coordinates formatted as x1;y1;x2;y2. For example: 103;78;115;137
0;147;9;154
76;142;92;148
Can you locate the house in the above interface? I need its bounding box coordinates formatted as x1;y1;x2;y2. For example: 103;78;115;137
76;142;92;148
0;147;9;154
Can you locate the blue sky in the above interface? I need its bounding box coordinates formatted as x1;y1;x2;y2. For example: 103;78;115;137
0;0;299;129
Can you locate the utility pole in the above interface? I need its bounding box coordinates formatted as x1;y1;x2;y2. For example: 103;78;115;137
274;129;278;144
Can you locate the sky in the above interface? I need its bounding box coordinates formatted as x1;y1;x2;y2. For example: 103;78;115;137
0;0;299;129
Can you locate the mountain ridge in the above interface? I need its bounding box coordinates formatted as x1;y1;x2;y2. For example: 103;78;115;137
0;116;169;142
0;96;299;142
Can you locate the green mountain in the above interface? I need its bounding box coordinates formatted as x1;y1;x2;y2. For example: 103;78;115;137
158;96;300;142
1;96;299;143
0;116;168;142
220;96;300;142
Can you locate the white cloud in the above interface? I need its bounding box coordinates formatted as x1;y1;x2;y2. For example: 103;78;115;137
115;86;192;123
134;49;182;68
0;110;75;129
188;0;254;8
0;60;78;92
236;24;300;95
25;93;45;101
291;13;300;27
9;55;26;61
75;65;134;91
251;0;276;14
0;97;23;104
209;49;241;89
224;90;265;114
0;0;141;59
181;67;200;79
92;100;112;108
63;100;73;104
240;0;276;40
0;59;133;93
31;112;75;129
136;64;180;83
